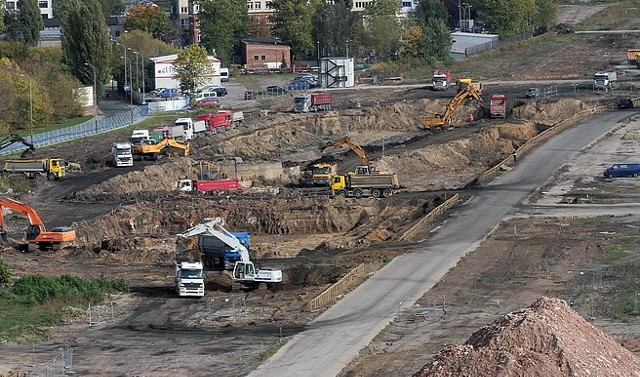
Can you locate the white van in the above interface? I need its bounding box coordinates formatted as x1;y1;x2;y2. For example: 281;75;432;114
220;68;229;82
194;90;218;101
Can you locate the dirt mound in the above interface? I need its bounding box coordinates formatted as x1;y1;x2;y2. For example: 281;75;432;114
414;297;640;377
511;98;595;125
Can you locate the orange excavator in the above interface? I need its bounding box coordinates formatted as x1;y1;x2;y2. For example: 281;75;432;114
0;197;76;251
423;84;484;128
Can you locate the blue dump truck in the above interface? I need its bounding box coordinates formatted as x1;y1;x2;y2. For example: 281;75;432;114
198;232;250;270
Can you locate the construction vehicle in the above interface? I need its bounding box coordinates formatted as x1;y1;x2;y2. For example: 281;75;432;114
320;137;372;174
627;49;640;65
197;230;250;270
174;118;207;141
293;93;333;112
489;95;507;118
331;173;399;198
2;158;66;180
432;70;453;91
0;197;76;251
132;138;190;160
175;260;205;297
423;84;484;128
177;178;241;192
176;219;282;289
310;162;338;186
111;142;133;167
593;71;617;91
0;134;35;157
195;110;244;133
456;77;483;94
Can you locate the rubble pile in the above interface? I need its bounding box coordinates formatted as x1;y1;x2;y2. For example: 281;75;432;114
414;297;640;377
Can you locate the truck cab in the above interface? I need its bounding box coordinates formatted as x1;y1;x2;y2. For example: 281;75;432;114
111;142;133;167
175;261;205;297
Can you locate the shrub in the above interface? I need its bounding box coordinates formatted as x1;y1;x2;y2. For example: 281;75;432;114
0;259;11;284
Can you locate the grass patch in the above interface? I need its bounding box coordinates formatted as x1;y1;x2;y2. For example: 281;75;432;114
0;274;129;343
260;341;285;361
599;242;629;262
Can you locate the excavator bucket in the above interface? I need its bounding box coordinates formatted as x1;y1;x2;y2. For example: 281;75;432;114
423;117;446;128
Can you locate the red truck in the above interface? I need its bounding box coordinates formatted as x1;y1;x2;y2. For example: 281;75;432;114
293;93;333;112
432;70;453;91
177;178;242;192
195;111;245;133
489;95;507;118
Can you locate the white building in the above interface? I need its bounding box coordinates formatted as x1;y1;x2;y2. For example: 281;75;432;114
450;32;499;59
4;0;54;19
150;54;221;91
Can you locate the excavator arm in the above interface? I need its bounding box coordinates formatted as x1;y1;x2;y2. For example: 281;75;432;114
423;85;484;128
319;137;369;166
176;219;250;262
0;134;36;158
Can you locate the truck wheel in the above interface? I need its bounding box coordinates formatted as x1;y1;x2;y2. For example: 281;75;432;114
371;189;381;198
353;189;363;198
634;173;638;178
382;189;392;198
47;173;56;181
337;190;348;197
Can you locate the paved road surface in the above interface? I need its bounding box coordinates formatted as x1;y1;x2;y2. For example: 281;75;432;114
249;110;638;377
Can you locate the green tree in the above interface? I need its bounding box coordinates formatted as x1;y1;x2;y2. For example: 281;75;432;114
270;0;320;59
0;0;5;32
198;0;249;65
98;0;125;16
0;259;11;284
411;0;452;62
248;17;272;38
60;0;111;102
18;0;43;47
173;44;214;94
354;0;402;62
124;3;173;39
532;0;559;31
312;0;354;57
471;0;537;37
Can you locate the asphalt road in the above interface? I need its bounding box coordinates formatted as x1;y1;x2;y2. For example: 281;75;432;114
249;110;638;377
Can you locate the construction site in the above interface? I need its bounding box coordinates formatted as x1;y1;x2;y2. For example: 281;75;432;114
2;4;640;376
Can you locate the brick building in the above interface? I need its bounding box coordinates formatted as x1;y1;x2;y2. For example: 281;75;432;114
241;38;291;70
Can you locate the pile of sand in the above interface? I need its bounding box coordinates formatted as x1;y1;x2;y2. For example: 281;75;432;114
414;297;640;377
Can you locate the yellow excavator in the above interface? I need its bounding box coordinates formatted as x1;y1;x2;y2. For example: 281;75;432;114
319;137;377;175
423;84;484;128
133;138;191;160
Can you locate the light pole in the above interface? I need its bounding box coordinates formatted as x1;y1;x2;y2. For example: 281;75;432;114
134;51;146;104
346;40;350;59
458;0;462;30
84;62;97;110
129;48;139;104
465;4;472;31
115;41;128;101
126;58;133;106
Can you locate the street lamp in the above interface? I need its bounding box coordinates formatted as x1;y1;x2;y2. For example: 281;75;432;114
84;62;97;110
19;74;33;143
346;40;350;59
115;41;128;100
129;48;139;103
462;3;469;31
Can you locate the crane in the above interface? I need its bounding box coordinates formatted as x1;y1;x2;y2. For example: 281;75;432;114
423;84;484;128
176;219;282;287
0;197;76;251
319;137;376;175
0;134;35;158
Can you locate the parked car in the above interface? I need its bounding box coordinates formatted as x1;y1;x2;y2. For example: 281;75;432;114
195;98;220;107
603;163;640;178
288;80;313;91
295;73;317;81
617;98;634;109
199;85;227;96
244;90;257;100
266;85;288;95
526;88;541;98
159;88;179;98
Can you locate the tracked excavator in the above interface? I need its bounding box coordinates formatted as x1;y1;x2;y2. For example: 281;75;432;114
423;84;484;128
0;134;35;157
0;197;76;251
319;136;376;175
176;219;282;290
132;138;191;160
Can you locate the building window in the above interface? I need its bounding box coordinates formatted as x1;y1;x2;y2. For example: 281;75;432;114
261;55;266;60
39;1;48;8
247;3;252;9
181;6;188;13
6;2;15;10
266;1;272;9
401;1;411;6
194;4;200;12
253;55;259;60
254;2;261;9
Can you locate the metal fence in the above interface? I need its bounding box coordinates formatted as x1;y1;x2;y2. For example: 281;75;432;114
1;106;150;156
27;344;73;377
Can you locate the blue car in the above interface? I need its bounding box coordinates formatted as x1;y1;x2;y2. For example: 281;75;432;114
603;163;640;178
288;80;313;91
159;88;179;98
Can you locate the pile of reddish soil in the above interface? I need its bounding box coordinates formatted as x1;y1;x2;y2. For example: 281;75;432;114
414;297;640;377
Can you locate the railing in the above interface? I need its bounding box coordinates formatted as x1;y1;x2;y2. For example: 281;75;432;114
398;194;460;241
304;263;366;312
1;106;150;156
